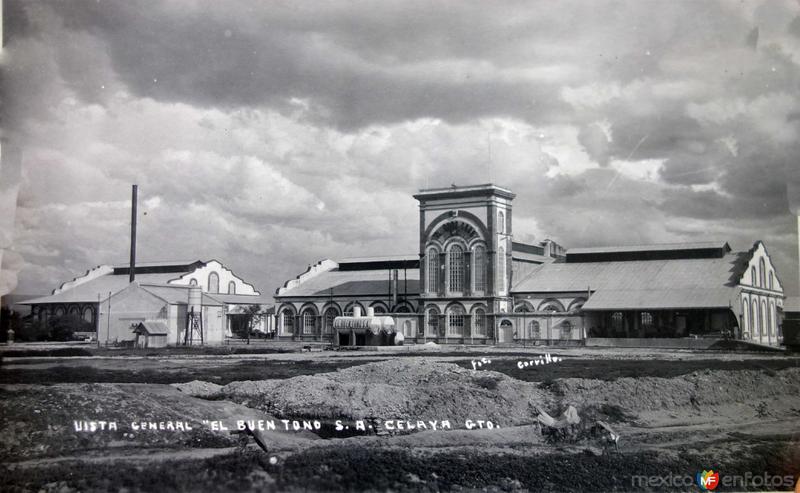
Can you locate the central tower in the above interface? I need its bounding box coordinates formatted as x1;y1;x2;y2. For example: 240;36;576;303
413;184;515;342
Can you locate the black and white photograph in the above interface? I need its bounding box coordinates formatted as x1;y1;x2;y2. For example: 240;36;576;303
1;1;799;491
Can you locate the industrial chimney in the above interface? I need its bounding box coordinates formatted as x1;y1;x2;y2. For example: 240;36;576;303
129;185;137;283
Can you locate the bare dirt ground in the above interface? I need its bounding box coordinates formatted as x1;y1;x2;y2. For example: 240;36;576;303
1;344;799;492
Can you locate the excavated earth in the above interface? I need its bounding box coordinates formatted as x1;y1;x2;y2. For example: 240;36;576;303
2;356;800;492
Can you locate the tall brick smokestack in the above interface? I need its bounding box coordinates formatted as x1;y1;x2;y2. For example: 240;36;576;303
129;185;138;283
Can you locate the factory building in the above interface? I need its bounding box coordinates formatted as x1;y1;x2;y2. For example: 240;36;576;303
22;260;273;345
275;184;785;347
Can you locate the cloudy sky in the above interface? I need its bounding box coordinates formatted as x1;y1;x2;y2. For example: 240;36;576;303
2;0;799;298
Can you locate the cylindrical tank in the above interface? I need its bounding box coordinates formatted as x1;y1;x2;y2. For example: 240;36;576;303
368;316;396;335
188;286;202;314
366;307;375;317
353;305;363;317
381;316;396;334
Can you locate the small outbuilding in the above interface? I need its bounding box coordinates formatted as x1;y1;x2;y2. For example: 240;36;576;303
133;321;169;348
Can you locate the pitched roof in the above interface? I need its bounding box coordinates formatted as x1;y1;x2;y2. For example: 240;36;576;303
566;241;728;255
137;284;223;307
564;241;731;263
581;288;736;310
21;273;180;304
784;296;800;312
276;268;420;298
133;321;169;335
512;253;744;310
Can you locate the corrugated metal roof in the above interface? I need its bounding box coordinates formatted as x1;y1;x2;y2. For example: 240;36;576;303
513;255;740;293
566;241;727;255
276;268;420;298
513;253;743;310
336;254;419;263
582;288;736;310
22;274;181;304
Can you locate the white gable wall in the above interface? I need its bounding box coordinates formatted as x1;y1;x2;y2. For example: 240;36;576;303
737;242;785;346
170;260;259;295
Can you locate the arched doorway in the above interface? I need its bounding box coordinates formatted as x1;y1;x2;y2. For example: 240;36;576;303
498;319;514;343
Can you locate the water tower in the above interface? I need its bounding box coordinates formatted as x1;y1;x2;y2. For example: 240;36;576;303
184;285;204;345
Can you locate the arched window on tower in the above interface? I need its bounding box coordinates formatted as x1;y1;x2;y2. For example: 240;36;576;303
498;210;505;234
769;271;774;290
228;281;236;294
473;245;486;292
759;258;766;287
751;300;758;335
208;272;219;293
448;244;464;292
473;308;486;337
751;266;757;286
427;249;439;293
189;278;198;286
447;305;465;337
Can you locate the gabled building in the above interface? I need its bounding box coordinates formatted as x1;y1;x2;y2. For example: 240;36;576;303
512;241;784;346
22;260;273;345
274;184;786;347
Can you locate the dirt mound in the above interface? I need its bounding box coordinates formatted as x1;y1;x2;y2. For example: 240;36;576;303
550;368;800;412
218;361;800;431
172;380;223;398
220;359;547;425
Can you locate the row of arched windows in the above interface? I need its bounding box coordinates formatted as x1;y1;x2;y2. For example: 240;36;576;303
188;273;237;294
749;258;775;290
741;297;777;339
497;319;572;340
37;305;95;325
279;302;414;334
425;305;487;337
514;298;585;313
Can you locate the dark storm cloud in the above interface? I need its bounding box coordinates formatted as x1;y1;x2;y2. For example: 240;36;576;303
23;0;571;129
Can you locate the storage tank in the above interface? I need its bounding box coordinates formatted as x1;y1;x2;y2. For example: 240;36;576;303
188;286;202;314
